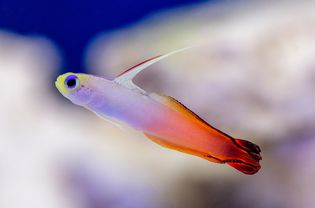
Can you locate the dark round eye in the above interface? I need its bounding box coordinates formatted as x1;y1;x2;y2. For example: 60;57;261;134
64;75;79;89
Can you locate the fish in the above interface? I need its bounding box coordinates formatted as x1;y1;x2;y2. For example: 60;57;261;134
55;48;261;175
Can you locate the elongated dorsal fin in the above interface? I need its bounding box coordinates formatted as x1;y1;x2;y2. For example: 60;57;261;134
113;47;191;92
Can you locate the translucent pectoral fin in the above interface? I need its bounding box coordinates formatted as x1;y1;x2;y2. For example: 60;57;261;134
93;111;124;130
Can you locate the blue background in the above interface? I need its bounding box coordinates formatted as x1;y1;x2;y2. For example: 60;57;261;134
0;0;206;73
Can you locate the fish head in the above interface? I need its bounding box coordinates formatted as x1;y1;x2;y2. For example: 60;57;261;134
55;72;96;106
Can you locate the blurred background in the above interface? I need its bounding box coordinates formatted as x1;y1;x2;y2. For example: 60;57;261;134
1;0;315;208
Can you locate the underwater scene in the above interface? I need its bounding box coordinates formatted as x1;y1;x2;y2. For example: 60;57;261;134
0;1;314;208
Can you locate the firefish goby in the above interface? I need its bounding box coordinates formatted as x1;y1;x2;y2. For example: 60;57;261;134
55;48;261;175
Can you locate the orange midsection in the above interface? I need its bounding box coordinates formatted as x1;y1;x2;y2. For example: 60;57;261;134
144;109;237;162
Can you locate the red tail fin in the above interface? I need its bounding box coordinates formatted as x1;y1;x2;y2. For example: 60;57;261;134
226;138;262;175
235;138;262;161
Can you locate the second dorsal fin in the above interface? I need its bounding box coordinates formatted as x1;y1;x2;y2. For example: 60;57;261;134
150;93;212;129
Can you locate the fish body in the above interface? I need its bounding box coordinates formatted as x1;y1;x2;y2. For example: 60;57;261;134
55;48;261;174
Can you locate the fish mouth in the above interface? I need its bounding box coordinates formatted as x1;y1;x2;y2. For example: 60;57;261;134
55;76;62;90
55;75;67;95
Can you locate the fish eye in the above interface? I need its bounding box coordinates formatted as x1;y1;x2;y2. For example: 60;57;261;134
64;75;79;89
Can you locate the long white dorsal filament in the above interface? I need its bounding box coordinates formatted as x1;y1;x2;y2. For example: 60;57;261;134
113;46;192;92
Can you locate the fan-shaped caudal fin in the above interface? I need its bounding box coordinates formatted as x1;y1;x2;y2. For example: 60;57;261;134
234;138;262;160
226;138;262;175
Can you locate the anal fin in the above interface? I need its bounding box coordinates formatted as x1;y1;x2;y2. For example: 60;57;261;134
143;133;223;163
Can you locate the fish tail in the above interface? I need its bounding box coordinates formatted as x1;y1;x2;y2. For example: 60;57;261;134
225;138;262;175
234;138;261;160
